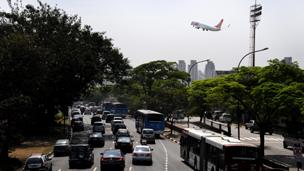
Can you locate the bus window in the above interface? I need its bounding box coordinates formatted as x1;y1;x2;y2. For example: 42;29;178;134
147;114;163;121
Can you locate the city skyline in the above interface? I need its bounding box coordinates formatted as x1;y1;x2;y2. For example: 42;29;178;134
0;0;303;70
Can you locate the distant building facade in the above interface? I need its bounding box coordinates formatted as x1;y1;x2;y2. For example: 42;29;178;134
204;61;217;79
282;57;292;64
177;60;186;72
188;60;198;81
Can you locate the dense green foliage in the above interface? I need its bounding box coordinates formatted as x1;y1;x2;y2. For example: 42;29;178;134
0;1;130;160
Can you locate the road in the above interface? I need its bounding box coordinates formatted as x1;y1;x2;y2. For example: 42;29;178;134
52;115;193;171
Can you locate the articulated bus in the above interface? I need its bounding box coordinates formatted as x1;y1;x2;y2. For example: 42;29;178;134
135;109;165;136
180;128;260;171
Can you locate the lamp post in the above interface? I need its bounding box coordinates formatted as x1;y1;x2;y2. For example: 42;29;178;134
236;47;268;139
187;59;210;128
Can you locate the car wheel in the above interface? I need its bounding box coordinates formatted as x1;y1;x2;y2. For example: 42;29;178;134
269;132;272;135
250;129;254;133
132;160;136;165
245;126;248;129
69;164;73;169
149;160;153;166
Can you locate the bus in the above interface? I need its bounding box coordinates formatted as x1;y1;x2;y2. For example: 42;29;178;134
111;102;128;118
102;102;113;111
135;109;165;136
180;128;260;171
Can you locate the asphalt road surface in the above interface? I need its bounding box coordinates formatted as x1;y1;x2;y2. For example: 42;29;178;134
52;115;193;171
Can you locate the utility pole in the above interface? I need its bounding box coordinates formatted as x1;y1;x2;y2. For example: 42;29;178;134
250;0;262;67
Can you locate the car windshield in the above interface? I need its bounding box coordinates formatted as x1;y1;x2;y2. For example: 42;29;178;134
103;150;121;157
93;126;103;131
27;158;43;164
146;114;163;121
135;146;150;152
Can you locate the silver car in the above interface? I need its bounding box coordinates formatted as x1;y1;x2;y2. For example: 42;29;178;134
132;145;153;165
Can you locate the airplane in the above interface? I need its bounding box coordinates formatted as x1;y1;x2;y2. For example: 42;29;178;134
190;19;224;31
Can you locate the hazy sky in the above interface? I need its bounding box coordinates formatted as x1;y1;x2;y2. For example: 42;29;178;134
1;0;303;70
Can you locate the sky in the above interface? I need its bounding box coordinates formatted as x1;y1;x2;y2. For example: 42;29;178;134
0;0;303;70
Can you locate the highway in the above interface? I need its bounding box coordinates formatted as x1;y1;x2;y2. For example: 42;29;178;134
52;115;193;171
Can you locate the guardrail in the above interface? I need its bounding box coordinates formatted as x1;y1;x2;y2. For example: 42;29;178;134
193;118;231;136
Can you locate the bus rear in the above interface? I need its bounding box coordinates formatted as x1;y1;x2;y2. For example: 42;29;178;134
143;113;165;135
112;102;128;118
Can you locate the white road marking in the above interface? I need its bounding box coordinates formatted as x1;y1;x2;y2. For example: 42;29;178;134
57;169;62;171
160;140;168;171
129;166;133;171
93;166;97;171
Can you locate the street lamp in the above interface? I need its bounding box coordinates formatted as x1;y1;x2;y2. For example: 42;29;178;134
187;59;210;128
236;47;269;139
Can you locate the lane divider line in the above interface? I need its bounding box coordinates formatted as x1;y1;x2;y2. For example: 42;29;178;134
160;140;168;171
93;166;97;171
129;166;133;171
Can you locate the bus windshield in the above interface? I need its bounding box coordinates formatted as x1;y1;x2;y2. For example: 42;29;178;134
146;114;163;121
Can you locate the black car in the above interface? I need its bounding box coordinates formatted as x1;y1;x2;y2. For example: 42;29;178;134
69;144;94;169
115;136;133;153
115;129;131;141
89;132;105;147
250;122;273;135
53;139;70;156
91;114;102;125
93;121;105;134
112;123;127;135
105;114;115;123
100;149;125;170
72;120;84;132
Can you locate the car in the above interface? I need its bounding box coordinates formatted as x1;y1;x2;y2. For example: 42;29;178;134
71;114;83;125
115;129;131;141
91;114;102;125
93;121;105;134
112;123;127;135
132;145;153;165
140;128;155;144
105;114;115;123
218;113;232;123
23;153;52;171
212;110;223;121
72;120;84;132
101;110;111;120
53;139;70;156
115;136;133;153
100;149;125;170
89;132;105;147
69;144;94;169
250;122;273;135
245;120;255;129
111;120;124;131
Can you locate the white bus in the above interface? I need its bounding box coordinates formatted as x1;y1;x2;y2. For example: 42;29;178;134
180;128;260;171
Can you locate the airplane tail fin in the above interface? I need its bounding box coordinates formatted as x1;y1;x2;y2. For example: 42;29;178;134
214;19;224;29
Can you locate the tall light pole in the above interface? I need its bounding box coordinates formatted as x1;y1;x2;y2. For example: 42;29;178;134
187;59;210;128
236;47;268;139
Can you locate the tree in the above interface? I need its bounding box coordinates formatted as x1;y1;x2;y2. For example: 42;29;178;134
0;0;130;161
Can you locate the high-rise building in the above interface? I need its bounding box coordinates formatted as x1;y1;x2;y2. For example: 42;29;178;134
282;57;292;64
177;60;186;72
188;60;198;81
205;61;216;79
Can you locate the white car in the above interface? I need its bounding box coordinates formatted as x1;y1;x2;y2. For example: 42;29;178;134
132;145;153;165
245;120;255;129
219;113;232;123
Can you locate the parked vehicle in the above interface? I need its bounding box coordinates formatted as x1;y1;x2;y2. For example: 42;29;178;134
53;139;70;156
89;132;105;147
245;120;255;129
218;113;232;123
132;145;153;165
100;149;125;170
250;122;273;135
140;128;155;144
69;144;94;169
93;121;105;134
115;136;133;153
23;153;52;171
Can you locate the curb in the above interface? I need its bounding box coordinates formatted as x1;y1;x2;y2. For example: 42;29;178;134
164;135;180;144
